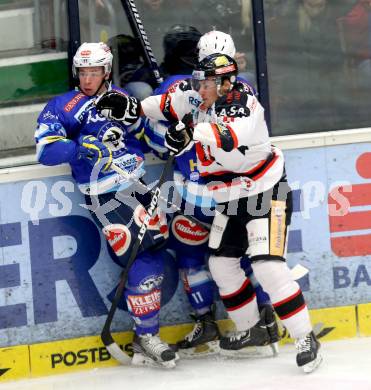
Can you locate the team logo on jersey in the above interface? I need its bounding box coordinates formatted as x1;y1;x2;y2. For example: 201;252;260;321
189;96;202;107
114;153;144;174
127;290;161;316
138;274;164;292
102;224;131;256
218;106;249;118
42;110;58;120
189;171;200;181
133;205;169;236
101;126;125;151
171;215;209;245
97;124;128;158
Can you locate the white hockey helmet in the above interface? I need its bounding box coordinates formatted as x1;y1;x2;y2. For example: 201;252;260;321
72;42;113;77
197;31;236;61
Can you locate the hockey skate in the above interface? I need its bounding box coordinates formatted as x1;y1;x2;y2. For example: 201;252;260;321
132;334;178;369
260;305;280;355
219;318;273;358
176;311;220;358
295;331;323;373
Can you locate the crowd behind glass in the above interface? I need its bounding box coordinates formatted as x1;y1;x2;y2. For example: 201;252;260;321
0;0;369;143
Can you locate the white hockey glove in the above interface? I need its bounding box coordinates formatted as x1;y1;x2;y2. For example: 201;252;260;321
95;91;141;126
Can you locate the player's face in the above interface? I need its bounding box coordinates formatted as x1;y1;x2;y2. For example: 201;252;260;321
78;66;107;96
197;78;218;108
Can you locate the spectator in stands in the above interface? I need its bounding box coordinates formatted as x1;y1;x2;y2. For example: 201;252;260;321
136;0;193;62
341;0;371;87
267;0;345;133
108;34;153;100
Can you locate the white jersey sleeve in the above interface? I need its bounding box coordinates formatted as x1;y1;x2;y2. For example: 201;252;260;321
141;80;194;123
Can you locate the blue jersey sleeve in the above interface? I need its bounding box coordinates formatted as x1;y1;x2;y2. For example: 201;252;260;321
35;97;79;165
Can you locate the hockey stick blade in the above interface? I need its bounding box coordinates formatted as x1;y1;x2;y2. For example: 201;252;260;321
106;342;132;365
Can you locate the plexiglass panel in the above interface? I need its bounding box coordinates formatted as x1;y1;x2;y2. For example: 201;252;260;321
265;0;370;135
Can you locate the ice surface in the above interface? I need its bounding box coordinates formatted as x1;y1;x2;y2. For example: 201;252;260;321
1;337;370;390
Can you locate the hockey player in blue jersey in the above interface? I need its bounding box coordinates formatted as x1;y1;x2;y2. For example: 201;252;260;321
35;42;177;368
141;28;278;357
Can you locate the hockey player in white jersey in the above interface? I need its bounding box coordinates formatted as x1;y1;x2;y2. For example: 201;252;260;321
142;29;276;358
95;53;323;373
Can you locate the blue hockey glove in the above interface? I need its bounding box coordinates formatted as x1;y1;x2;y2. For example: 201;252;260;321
77;135;112;172
95;91;141;126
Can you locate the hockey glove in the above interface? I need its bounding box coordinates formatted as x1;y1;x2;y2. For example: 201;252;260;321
77;135;112;172
95;91;141;126
164;118;194;156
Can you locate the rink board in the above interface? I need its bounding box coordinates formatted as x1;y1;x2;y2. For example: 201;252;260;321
1;141;371;382
0;303;368;382
0;345;29;381
358;303;371;336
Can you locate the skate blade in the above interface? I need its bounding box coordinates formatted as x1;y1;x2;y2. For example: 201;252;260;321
132;353;177;369
220;345;274;359
270;342;279;356
178;341;220;359
302;354;323;373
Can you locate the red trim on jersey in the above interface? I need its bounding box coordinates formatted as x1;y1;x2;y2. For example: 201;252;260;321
195;143;214;166
207;178;252;191
159;93;178;121
252;152;279;180
211;124;222;148
204;154;275;177
160;94;167;112
200;152;278;190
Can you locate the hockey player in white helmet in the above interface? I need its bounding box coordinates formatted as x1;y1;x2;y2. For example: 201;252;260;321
198;30;255;94
35;42;177;368
72;42;113;96
198;30;236;61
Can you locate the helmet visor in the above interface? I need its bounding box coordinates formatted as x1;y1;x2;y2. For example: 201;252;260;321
191;70;218;92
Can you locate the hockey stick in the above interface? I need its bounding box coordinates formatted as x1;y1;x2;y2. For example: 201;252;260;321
101;0;170;363
111;163;211;231
120;0;163;85
101;155;174;364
